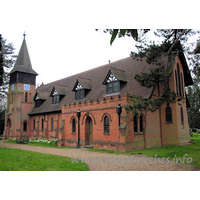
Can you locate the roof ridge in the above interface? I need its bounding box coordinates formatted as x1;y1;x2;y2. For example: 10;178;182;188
42;56;131;86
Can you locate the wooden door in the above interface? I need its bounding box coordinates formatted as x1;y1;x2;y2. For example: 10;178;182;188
86;116;93;145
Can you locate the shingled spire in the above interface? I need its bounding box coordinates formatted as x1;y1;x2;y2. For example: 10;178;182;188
9;34;38;75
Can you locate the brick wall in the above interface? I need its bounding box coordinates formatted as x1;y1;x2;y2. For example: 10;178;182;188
4;55;191;152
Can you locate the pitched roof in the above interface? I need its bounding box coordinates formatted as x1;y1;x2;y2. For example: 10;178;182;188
110;67;127;82
29;52;193;115
50;85;68;96
165;42;193;86
34;90;50;100
29;57;155;115
72;78;93;91
103;68;127;84
177;50;193;86
9;38;38;75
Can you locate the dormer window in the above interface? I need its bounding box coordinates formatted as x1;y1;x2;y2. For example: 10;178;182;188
106;72;120;94
103;68;127;95
72;78;92;100
75;82;84;100
50;85;67;105
35;94;40;100
52;89;59;104
34;92;46;108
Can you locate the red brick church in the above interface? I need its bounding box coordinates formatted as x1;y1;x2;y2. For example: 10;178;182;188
3;36;193;151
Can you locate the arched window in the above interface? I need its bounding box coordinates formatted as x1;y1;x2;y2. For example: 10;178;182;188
175;70;178;95
41;118;44;130
33;119;35;130
25;92;28;102
72;118;76;133
177;63;182;96
23;121;27;132
51;117;54;131
166;106;172;123
134;115;138;133
104;116;110;134
181;107;184;124
181;73;184;97
140;115;143;132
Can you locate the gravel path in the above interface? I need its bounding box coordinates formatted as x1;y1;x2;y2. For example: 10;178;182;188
0;140;198;171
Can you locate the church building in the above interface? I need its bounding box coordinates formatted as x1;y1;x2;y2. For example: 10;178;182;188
3;36;193;152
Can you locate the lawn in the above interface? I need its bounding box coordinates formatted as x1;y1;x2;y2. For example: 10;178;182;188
87;137;200;169
0;147;89;171
4;139;74;149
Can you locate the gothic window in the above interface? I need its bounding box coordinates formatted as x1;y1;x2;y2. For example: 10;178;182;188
72;118;76;133
41;118;44;130
166;106;172;123
134;115;138;133
75;82;85;100
51;117;54;131
140;115;143;132
52;89;60;104
104;116;110;134
25;92;28;102
33;119;35;130
175;70;178;95
181;73;184;97
23;121;27;132
177;63;182;96
106;72;120;94
181;107;184;124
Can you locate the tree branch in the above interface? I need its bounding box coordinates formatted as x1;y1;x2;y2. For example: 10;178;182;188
167;29;188;55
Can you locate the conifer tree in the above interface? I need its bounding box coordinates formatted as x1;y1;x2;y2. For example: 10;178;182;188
102;29;200;115
0;36;16;109
0;35;16;135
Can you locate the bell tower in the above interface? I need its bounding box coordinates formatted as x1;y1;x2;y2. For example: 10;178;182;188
4;34;38;139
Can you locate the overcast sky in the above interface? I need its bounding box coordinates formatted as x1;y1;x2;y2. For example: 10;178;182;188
1;0;141;86
1;1;199;87
3;29;138;86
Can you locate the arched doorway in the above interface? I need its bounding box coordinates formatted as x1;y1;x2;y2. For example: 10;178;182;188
85;116;93;145
6;118;11;138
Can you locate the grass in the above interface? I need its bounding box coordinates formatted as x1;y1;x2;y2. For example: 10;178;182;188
4;140;74;149
87;137;200;169
0;147;89;171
